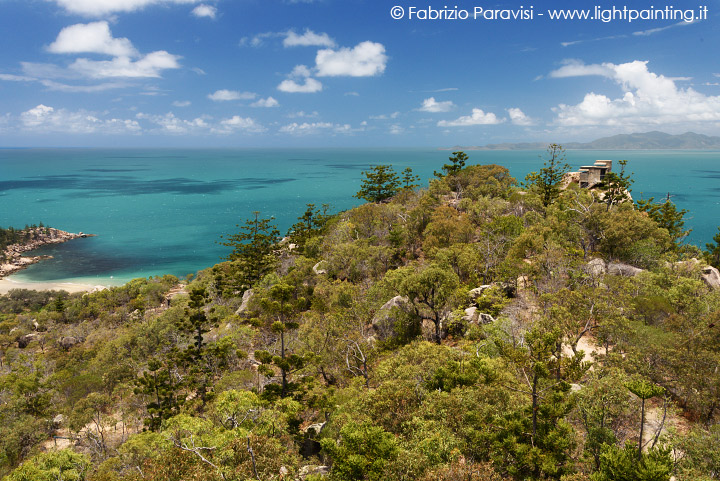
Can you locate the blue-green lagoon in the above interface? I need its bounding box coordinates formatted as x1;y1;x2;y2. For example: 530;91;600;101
1;148;719;285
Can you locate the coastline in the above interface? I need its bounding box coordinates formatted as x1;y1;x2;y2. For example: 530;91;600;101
0;277;108;294
0;227;96;279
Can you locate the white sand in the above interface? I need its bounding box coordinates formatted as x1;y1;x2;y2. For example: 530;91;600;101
0;278;108;294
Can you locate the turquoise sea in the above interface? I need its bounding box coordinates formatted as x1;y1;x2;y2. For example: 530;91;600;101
1;148;719;285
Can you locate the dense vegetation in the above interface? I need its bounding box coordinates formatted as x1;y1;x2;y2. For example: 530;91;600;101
1;148;720;481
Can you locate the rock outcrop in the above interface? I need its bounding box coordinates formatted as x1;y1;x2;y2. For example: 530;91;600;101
1;228;95;279
298;465;329;480
235;289;254;315
59;336;80;350
585;258;607;277
607;262;644;277
701;266;720;290
312;261;327;275
372;295;411;340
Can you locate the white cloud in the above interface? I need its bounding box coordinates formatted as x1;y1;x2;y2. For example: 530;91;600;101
369;112;400;120
207;89;256;101
437;108;503;127
20;104;141;133
136;111;210;134
191;4;216;18
549;59;614;78
419;97;455;113
287;110;319;118
172;100;191;107
551;60;720;126
315;41;387;77
239;32;279;48
0;74;37;82
279;122;352;135
51;0;202;17
69;51;181;78
241;30;334;49
251;97;279;108
40;79;130;92
283;29;335;48
214;115;266;134
277;77;322;93
48;22;138;57
507;107;534;126
286;65;311;79
389;124;403;135
633;20;696;37
345;91;359;97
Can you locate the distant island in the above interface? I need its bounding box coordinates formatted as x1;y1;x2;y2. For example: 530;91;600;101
448;131;720;150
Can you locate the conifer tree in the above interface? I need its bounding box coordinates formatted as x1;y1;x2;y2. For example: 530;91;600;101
636;196;690;246
524;143;570;208
705;226;720;267
355;165;400;203
220;212;280;289
134;359;183;431
597;159;633;211
254;282;308;398
434;151;468;178
401;167;420;190
626;379;665;460
287;203;331;249
176;287;216;404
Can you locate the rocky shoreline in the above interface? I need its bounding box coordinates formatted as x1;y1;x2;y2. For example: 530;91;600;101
0;228;95;279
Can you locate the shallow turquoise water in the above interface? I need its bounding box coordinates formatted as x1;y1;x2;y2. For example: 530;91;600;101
1;148;718;283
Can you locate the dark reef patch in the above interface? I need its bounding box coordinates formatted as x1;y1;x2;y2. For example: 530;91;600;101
0;175;296;197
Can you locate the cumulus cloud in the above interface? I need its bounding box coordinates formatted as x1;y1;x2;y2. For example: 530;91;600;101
136;112;210;134
550;60;720;126
214;115;266;134
278;77;322;93
48;22;138;57
437;108;503;127
20;104;141;133
51;0;202;17
241;30;334;49
507;107;534;126
290;65;312;78
172;100;191;107
69;51;181;78
15;23;182;83
419;97;455;113
207;89;256;101
279;122;352;135
191;4;216;18
315;41;387;77
251;97;279;108
283;29;335;48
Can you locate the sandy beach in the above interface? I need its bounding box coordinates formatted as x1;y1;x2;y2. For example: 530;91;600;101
0;278;108;294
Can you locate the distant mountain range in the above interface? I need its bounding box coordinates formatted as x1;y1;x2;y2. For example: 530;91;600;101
450;131;720;150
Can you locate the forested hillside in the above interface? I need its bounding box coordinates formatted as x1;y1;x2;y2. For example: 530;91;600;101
1;148;719;481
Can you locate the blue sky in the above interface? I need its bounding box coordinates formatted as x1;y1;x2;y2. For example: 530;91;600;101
0;0;718;147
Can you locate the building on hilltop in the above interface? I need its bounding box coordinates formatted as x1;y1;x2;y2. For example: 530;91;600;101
563;160;612;189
